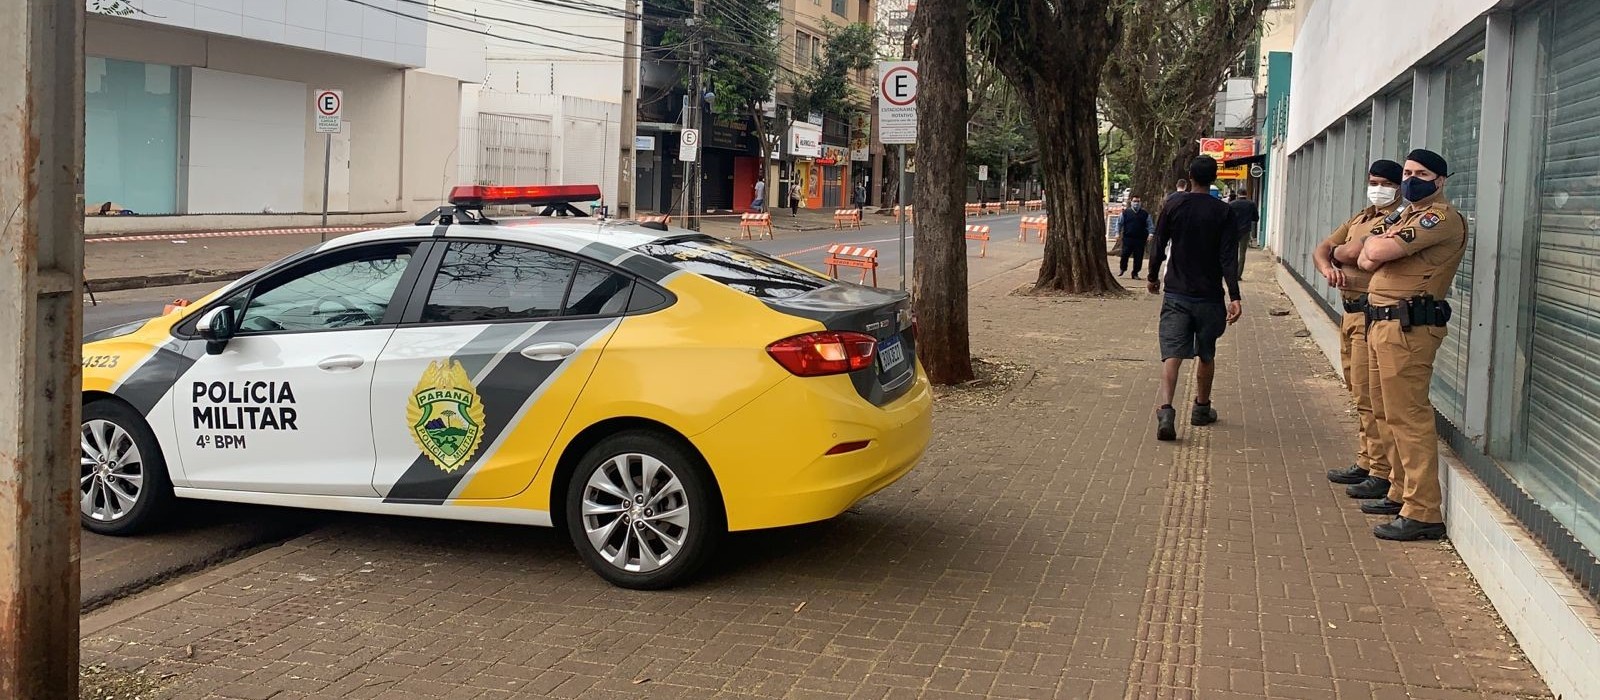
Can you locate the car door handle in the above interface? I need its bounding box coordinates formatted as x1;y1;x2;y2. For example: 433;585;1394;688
520;342;577;362
316;354;365;371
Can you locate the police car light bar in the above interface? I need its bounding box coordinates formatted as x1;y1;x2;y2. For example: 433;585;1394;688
448;184;602;207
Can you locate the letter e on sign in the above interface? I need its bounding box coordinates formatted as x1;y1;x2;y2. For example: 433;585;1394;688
314;89;343;134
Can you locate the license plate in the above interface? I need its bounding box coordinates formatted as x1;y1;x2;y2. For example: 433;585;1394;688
878;335;907;373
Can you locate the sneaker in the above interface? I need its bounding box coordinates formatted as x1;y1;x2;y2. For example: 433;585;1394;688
1190;403;1218;426
1156;406;1177;441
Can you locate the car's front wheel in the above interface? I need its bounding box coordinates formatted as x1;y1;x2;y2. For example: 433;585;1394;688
80;400;173;535
564;431;721;589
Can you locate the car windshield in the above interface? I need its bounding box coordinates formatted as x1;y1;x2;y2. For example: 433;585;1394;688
632;235;832;300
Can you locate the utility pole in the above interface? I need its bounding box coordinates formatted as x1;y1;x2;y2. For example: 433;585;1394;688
688;0;706;231
618;0;640;218
1;0;84;697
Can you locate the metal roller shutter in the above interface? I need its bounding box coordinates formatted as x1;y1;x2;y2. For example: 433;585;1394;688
1433;49;1486;425
1519;0;1600;553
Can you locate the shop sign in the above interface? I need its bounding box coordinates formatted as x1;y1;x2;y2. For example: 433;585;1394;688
789;122;822;158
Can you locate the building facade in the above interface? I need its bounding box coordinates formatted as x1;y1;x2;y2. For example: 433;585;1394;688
84;0;469;233
1271;2;1600;695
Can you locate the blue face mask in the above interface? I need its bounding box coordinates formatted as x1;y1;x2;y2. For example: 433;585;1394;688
1402;176;1439;202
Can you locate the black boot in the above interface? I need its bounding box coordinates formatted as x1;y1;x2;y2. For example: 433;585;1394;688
1190;402;1218;426
1327;464;1369;484
1345;476;1391;499
1373;517;1446;541
1156;406;1177;441
1360;498;1403;516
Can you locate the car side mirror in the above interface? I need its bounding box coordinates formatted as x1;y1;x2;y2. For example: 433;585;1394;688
197;307;236;355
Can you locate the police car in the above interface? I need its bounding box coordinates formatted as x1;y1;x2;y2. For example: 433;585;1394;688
80;185;932;589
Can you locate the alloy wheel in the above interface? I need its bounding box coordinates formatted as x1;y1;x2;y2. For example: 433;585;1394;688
581;453;692;573
80;419;144;522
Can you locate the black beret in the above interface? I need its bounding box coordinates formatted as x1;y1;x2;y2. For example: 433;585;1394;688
1369;159;1403;184
1405;149;1449;178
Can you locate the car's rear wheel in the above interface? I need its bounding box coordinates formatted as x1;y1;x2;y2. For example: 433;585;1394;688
80;400;173;535
564;431;721;589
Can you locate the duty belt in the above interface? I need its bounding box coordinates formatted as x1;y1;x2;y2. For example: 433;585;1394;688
1342;294;1368;314
1366;295;1452;331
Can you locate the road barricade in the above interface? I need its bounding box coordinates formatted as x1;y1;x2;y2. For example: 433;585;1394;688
964;224;991;257
893;205;914;222
965;203;981;217
824;244;879;286
1019;216;1047;242
739;212;774;240
636;214;671;226
1025;199;1044;211
833;209;861;229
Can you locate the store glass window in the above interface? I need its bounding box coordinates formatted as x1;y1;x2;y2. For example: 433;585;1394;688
1395;85;1414;150
1510;0;1600;558
1432;47;1485;426
85;57;180;215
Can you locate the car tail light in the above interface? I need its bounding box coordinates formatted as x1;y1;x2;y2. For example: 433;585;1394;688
767;331;878;377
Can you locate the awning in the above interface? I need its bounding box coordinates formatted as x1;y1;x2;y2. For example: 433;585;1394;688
1223;153;1267;167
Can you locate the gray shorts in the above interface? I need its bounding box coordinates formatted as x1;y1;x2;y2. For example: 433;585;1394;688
1159;296;1228;362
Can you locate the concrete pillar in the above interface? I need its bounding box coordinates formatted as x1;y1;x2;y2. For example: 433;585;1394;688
0;0;85;697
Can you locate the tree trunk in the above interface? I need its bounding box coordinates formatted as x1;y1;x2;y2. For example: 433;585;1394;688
1028;80;1122;294
911;0;973;385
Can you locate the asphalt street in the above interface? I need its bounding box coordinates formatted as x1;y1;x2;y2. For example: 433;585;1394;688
77;214;1043;608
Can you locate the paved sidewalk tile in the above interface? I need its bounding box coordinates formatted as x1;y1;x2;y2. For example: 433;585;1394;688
80;256;1550;699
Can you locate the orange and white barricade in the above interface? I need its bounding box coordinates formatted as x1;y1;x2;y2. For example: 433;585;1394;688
739;212;774;240
824;244;879;286
636;214;671;226
833;209;861;229
162;298;191;315
1025;199;1043;211
965;203;981;217
1019;216;1047;242
964;224;991;257
894;205;914;222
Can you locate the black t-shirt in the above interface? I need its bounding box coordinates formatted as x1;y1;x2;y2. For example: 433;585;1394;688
1149;192;1242;302
1228;198;1260;233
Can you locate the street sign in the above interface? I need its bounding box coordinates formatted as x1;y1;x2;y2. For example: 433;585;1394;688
978;165;989;181
679;128;700;162
878;61;918;145
634;135;656;151
313;89;342;134
1250;163;1265;178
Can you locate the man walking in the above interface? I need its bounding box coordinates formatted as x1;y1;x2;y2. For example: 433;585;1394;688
1356;149;1468;541
1118;195;1152;279
1314;159;1404;500
751;175;766;213
1227;191;1260;274
1148;157;1243;441
1164;178;1189;207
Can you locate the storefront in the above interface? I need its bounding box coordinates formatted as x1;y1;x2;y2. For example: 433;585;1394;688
86;57;181;215
1273;1;1600;694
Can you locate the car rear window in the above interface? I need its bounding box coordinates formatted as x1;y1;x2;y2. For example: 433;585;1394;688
633;235;832;300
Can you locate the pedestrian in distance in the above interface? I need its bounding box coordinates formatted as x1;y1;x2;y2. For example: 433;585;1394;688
854;181;867;210
1355;148;1468;541
1147;156;1243;441
1164;178;1189;207
1227;190;1261;277
1118;195;1153;279
751;175;766;213
1314;159;1404;501
789;175;802;217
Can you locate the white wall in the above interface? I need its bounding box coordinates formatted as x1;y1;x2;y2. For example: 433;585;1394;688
431;0;623;103
475;90;621;206
187;68;307;213
94;0;428;67
1287;0;1496;151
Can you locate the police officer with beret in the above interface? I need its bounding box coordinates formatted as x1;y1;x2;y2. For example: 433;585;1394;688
1316;160;1404;496
1355;148;1467;541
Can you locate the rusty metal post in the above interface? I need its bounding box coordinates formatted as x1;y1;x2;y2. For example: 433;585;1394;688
0;0;86;697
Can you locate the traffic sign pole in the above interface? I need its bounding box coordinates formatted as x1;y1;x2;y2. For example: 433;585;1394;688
878;62;918;291
320;134;331;235
312;89;343;238
899;144;908;291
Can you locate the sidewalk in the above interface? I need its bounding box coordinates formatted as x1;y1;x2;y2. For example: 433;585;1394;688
79;255;1551;700
84;208;880;291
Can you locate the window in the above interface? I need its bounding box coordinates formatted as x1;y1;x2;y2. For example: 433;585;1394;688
422;243;577;323
237;244;418;333
1432;47;1486;426
796;31;810;65
565;262;634;316
634;235;833;300
832;0;847;17
1508;0;1600;559
86;57;179;215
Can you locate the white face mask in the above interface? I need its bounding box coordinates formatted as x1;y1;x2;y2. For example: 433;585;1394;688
1367;185;1399;207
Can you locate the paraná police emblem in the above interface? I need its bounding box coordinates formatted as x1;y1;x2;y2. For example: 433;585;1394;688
407;360;486;473
1419;212;1441;229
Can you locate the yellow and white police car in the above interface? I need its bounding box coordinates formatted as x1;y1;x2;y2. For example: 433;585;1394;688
80;185;932;589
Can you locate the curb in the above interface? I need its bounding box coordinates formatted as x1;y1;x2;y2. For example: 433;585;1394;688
88;269;253;293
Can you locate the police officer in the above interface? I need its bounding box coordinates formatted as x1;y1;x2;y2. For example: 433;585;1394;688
1315;160;1403;499
1356;149;1467;541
